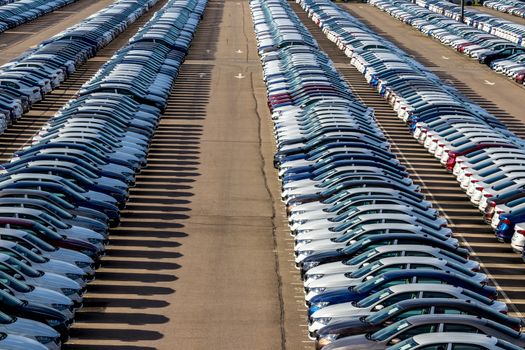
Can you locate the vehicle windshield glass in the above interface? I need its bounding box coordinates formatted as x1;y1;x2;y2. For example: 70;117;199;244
445;262;475;277
21;234;55;251
62;179;86;193
356;288;393;307
462;289;493;304
350;261;383;278
507;196;525;208
38;212;67;229
346;249;379;265
371;320;411;341
333;207;359;221
5;257;39;277
478;167;500;177
313;168;335;181
387;339;418;350
12;244;46;263
0;271;30;292
496;339;523;350
354;275;386;292
493;182;512;191
439;249;467;264
322;190;348;204
0;291;23;306
366;304;401;324
334;217;360;232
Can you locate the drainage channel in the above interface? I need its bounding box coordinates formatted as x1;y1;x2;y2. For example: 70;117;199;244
290;1;525;318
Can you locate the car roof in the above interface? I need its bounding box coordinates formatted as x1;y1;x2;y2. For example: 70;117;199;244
410;332;497;346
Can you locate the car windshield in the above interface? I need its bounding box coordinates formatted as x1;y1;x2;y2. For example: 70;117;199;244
0;270;30;292
334;217;361;232
354;275;386;292
445;262;475;277
387;339;418;350
371;319;412;341
61;179;87;194
12;244;46;264
38;211;68;229
21;234;55;251
507;196;525;208
356;288;393;307
5;256;40;277
322;190;349;204
0;290;23;307
366;304;401;324
439;249;468;264
349;260;384;278
496;339;524;350
333;207;359;221
346;248;379;266
462;289;493;304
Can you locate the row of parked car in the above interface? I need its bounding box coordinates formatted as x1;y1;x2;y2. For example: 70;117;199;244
298;0;525;259
0;0;206;348
417;0;525;47
251;0;525;349
484;0;525;19
0;0;77;34
369;0;525;80
0;0;160;135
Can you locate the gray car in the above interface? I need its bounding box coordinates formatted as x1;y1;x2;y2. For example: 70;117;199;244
0;253;83;304
0;310;60;350
304;256;487;300
323;314;525;349
308;283;507;335
387;332;524;350
0;332;48;350
0;228;95;275
303;244;479;282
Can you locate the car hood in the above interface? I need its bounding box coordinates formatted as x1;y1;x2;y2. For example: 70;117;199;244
323;334;377;350
311;301;367;319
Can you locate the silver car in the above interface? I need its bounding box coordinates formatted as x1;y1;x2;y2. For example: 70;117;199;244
0;253;83;304
0;311;60;350
322;314;525;349
304;256;487;300
304;244;479;282
308;283;507;335
387;332;523;350
0;332;48;350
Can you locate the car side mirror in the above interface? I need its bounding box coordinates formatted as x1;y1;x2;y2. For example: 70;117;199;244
13;274;22;280
31;248;39;254
365;275;374;281
373;304;384;311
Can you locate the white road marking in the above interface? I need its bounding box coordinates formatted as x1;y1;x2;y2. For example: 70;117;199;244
235;73;245;79
484;80;495;85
